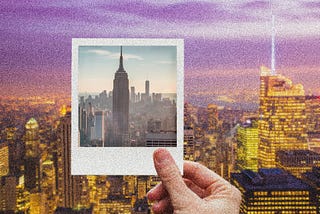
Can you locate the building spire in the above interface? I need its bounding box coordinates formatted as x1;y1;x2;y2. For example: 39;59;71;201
270;0;276;75
117;46;125;72
271;15;276;75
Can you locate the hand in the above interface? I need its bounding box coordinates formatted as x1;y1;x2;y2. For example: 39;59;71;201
147;148;241;214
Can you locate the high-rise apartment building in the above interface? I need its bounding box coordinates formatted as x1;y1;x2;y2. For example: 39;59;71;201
112;46;129;146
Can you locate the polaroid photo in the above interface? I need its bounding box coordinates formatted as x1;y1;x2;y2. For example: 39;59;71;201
71;38;184;175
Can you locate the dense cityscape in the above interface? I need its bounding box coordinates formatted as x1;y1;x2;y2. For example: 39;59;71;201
79;47;177;147
1;1;320;213
1;63;320;213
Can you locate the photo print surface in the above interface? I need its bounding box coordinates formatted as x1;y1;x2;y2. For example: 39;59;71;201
71;38;184;175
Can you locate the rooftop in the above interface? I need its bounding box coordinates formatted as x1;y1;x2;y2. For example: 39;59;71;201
232;168;312;191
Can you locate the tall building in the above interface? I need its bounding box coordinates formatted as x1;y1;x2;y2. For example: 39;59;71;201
57;112;89;208
145;80;150;98
131;86;136;103
207;104;219;133
24;118;41;192
87;102;94;143
231;168;317;213
93;110;105;146
0;143;9;177
236;120;259;172
0;176;16;212
258;66;308;168
184;126;195;161
112;46;129;146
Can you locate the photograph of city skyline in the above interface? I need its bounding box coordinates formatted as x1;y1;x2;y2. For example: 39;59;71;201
1;0;320;213
77;45;177;147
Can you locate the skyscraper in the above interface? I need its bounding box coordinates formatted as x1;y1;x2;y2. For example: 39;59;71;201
236;120;259;172
94;110;105;146
112;46;129;146
57;111;89;208
145;80;150;98
24;118;41;192
258;67;308;168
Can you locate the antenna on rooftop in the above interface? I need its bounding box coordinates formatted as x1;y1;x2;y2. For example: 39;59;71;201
270;0;276;75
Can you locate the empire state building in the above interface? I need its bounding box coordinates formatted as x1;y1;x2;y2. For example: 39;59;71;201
112;46;129;146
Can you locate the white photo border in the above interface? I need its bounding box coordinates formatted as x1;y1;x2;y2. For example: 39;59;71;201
71;38;184;175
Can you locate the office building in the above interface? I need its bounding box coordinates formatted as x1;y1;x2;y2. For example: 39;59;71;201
0;176;16;212
259;66;308;168
0;143;9;177
276;150;320;178
302;167;320;213
236;120;259;171
93;110;105;146
207;104;219;133
112;46;129;146
184;126;195;161
231;168;317;213
146;132;177;147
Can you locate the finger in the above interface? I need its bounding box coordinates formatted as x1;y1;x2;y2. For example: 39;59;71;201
153;148;196;206
152;197;173;214
147;183;168;201
183;161;229;189
184;178;206;198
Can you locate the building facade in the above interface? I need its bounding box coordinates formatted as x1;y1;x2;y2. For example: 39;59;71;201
112;47;129;146
259;67;308;168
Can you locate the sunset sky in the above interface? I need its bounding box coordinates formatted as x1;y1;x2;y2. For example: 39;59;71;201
1;0;319;100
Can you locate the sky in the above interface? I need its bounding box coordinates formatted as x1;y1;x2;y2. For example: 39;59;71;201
1;0;320;100
78;46;177;93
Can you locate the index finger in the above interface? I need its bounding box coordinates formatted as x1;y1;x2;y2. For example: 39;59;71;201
183;161;229;189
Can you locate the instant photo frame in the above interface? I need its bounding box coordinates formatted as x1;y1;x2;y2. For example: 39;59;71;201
71;38;184;175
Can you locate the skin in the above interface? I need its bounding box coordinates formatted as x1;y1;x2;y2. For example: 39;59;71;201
147;148;242;214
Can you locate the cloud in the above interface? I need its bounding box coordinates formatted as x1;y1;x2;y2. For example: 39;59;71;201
241;0;270;10
156;60;175;65
87;49;143;60
99;1;252;23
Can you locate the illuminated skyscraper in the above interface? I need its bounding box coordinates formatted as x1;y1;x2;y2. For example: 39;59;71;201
24;118;41;192
112;46;129;146
184;126;195;161
258;66;308;168
0;143;9;177
236;120;259;172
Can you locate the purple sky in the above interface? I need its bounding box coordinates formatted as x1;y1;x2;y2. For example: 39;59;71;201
1;0;320;98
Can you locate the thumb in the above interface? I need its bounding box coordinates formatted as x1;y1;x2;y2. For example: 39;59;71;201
153;148;195;207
